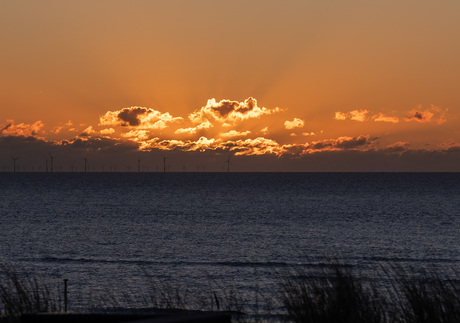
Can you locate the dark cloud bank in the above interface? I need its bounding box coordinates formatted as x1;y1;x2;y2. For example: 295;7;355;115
1;135;460;172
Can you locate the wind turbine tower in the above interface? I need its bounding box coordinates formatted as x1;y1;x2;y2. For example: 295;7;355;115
10;155;19;173
48;152;54;173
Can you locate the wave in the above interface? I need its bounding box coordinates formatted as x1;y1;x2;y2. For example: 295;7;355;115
26;255;460;270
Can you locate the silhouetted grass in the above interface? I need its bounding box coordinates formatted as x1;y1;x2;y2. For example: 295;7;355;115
395;267;460;323
280;264;385;323
1;263;459;322
0;266;61;321
280;264;460;323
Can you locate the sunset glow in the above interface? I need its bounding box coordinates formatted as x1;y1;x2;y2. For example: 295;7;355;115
1;1;460;171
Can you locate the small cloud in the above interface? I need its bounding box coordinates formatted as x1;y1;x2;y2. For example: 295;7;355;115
350;110;368;122
404;109;434;123
219;130;251;138
404;105;447;124
431;105;448;125
100;106;182;129
189;97;281;125
335;135;371;149
305;135;373;152
175;120;213;135
334;112;347;120
372;113;399;123
439;142;460;152
301;132;316;136
334;109;368;122
121;130;149;140
260;127;269;135
53;126;63;134
1;119;45;137
284;118;304;129
100;128;115;135
226;137;285;156
175;127;197;135
386;141;410;153
82;126;96;135
290;133;297;137
62;136;139;152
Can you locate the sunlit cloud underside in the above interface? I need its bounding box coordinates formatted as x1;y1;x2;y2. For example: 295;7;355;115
1;97;459;171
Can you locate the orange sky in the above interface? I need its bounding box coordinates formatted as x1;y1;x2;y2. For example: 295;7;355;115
1;1;460;171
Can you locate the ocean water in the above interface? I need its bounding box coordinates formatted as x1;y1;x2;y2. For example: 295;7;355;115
0;172;459;312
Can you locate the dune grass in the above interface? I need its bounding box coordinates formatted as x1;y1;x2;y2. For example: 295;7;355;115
395;268;460;323
1;263;459;322
280;265;385;323
279;264;460;323
0;266;61;321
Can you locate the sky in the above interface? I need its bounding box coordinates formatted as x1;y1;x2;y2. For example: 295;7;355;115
1;0;460;172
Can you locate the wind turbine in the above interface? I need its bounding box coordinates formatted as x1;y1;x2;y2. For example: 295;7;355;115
225;155;231;172
48;152;54;173
10;155;20;173
84;155;88;173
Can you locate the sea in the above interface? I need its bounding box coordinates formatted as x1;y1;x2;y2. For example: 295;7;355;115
0;172;459;316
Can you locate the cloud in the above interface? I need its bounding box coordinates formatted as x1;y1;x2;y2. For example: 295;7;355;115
372;113;399;123
0;135;55;152
336;105;448;124
61;136;139;152
139;137;221;152
335;135;371;149
284;118;304;129
3;131;460;172
219;130;251;138
100;128;115;135
404;105;447;124
184;137;220;152
225;137;285;156
334;112;347;121
3;96;456;172
1;120;45;138
439;142;460;153
335;109;368;122
404;109;434;123
175;120;213;135
53;126;63;134
138;135;285;156
350;110;368;122
100;107;182;129
121;130;149;140
82;126;96;135
189;97;281;125
385;141;410;153
304;135;373;153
